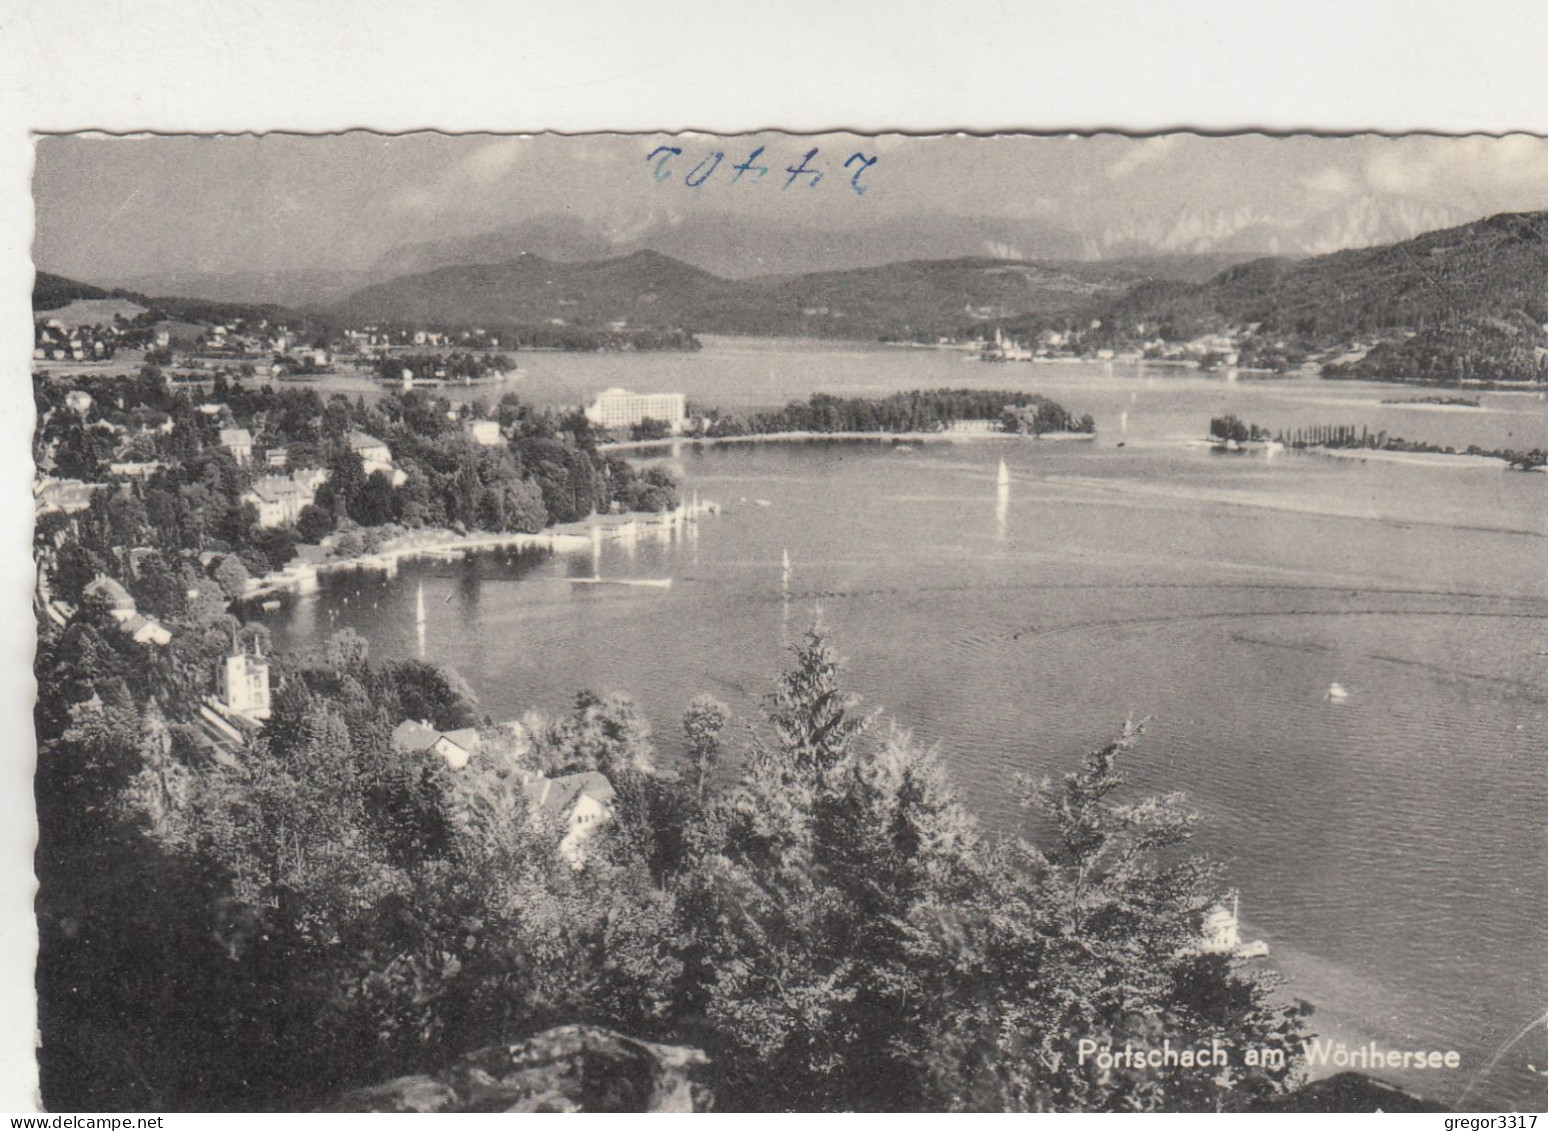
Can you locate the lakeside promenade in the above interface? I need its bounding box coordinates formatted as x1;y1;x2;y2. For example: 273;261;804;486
245;497;721;600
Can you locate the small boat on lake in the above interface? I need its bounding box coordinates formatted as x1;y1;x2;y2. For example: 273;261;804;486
1200;893;1270;960
1327;681;1350;702
997;458;1010;487
570;577;673;589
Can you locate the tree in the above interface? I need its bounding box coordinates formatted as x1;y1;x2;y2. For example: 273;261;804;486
51;541;107;605
295;503;334;543
52;422;109;481
765;626;866;781
211;554;249;600
675;632;978;1110
499;477;547;533
128;552;187;622
350;470;396;527
938;720;1309;1112
673;635;1308;1112
386;660;478;730
250;526;298;573
327;626;370;672
630;417;671;442
682;695;729;803
530;691;656;779
325;447;367;517
332;530;365;558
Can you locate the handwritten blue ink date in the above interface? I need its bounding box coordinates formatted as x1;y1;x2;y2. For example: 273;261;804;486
647;146;876;195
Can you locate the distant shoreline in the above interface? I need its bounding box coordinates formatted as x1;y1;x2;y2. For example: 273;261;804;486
1296;446;1533;470
601;429;1098;453
1201;437;1545;472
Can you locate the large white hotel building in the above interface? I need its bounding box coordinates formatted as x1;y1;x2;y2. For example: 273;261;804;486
584;387;688;433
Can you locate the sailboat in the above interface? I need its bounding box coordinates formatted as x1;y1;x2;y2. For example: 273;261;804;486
995;458;1011;542
415;580;427;658
782;548;792;597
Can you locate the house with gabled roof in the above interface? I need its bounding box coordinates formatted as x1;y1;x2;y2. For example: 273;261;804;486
389;718;616;861
242;471;327;528
522;771;617;862
82;573;172;646
348;430;407;486
84;574;136;621
391;719;483;770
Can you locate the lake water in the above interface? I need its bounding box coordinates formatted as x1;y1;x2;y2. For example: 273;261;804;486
268;339;1548;1109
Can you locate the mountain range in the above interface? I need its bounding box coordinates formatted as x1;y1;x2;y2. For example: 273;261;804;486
328;250;1205;339
73;193;1482;310
1077;194;1475;260
370;195;1481;279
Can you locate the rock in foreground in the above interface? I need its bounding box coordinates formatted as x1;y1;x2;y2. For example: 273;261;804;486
332;1024;712;1113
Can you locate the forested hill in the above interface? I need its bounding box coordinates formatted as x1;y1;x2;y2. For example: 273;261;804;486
1098;211;1548;340
33;270;119;309
330;251;1174;340
1063;211;1548;383
34;269;318;329
333;250;729;330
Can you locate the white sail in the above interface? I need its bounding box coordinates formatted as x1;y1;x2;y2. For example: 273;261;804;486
997;458;1010;486
415;580;427;658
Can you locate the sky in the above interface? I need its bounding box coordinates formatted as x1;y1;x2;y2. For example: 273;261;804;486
30;131;1548;280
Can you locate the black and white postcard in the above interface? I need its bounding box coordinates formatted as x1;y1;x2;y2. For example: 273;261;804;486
10;3;1548;1118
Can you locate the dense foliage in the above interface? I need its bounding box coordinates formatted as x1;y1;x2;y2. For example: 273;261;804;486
35;615;1310;1111
1208;416;1271;444
1324;322;1548;386
693;389;1096;438
373;352;515;382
